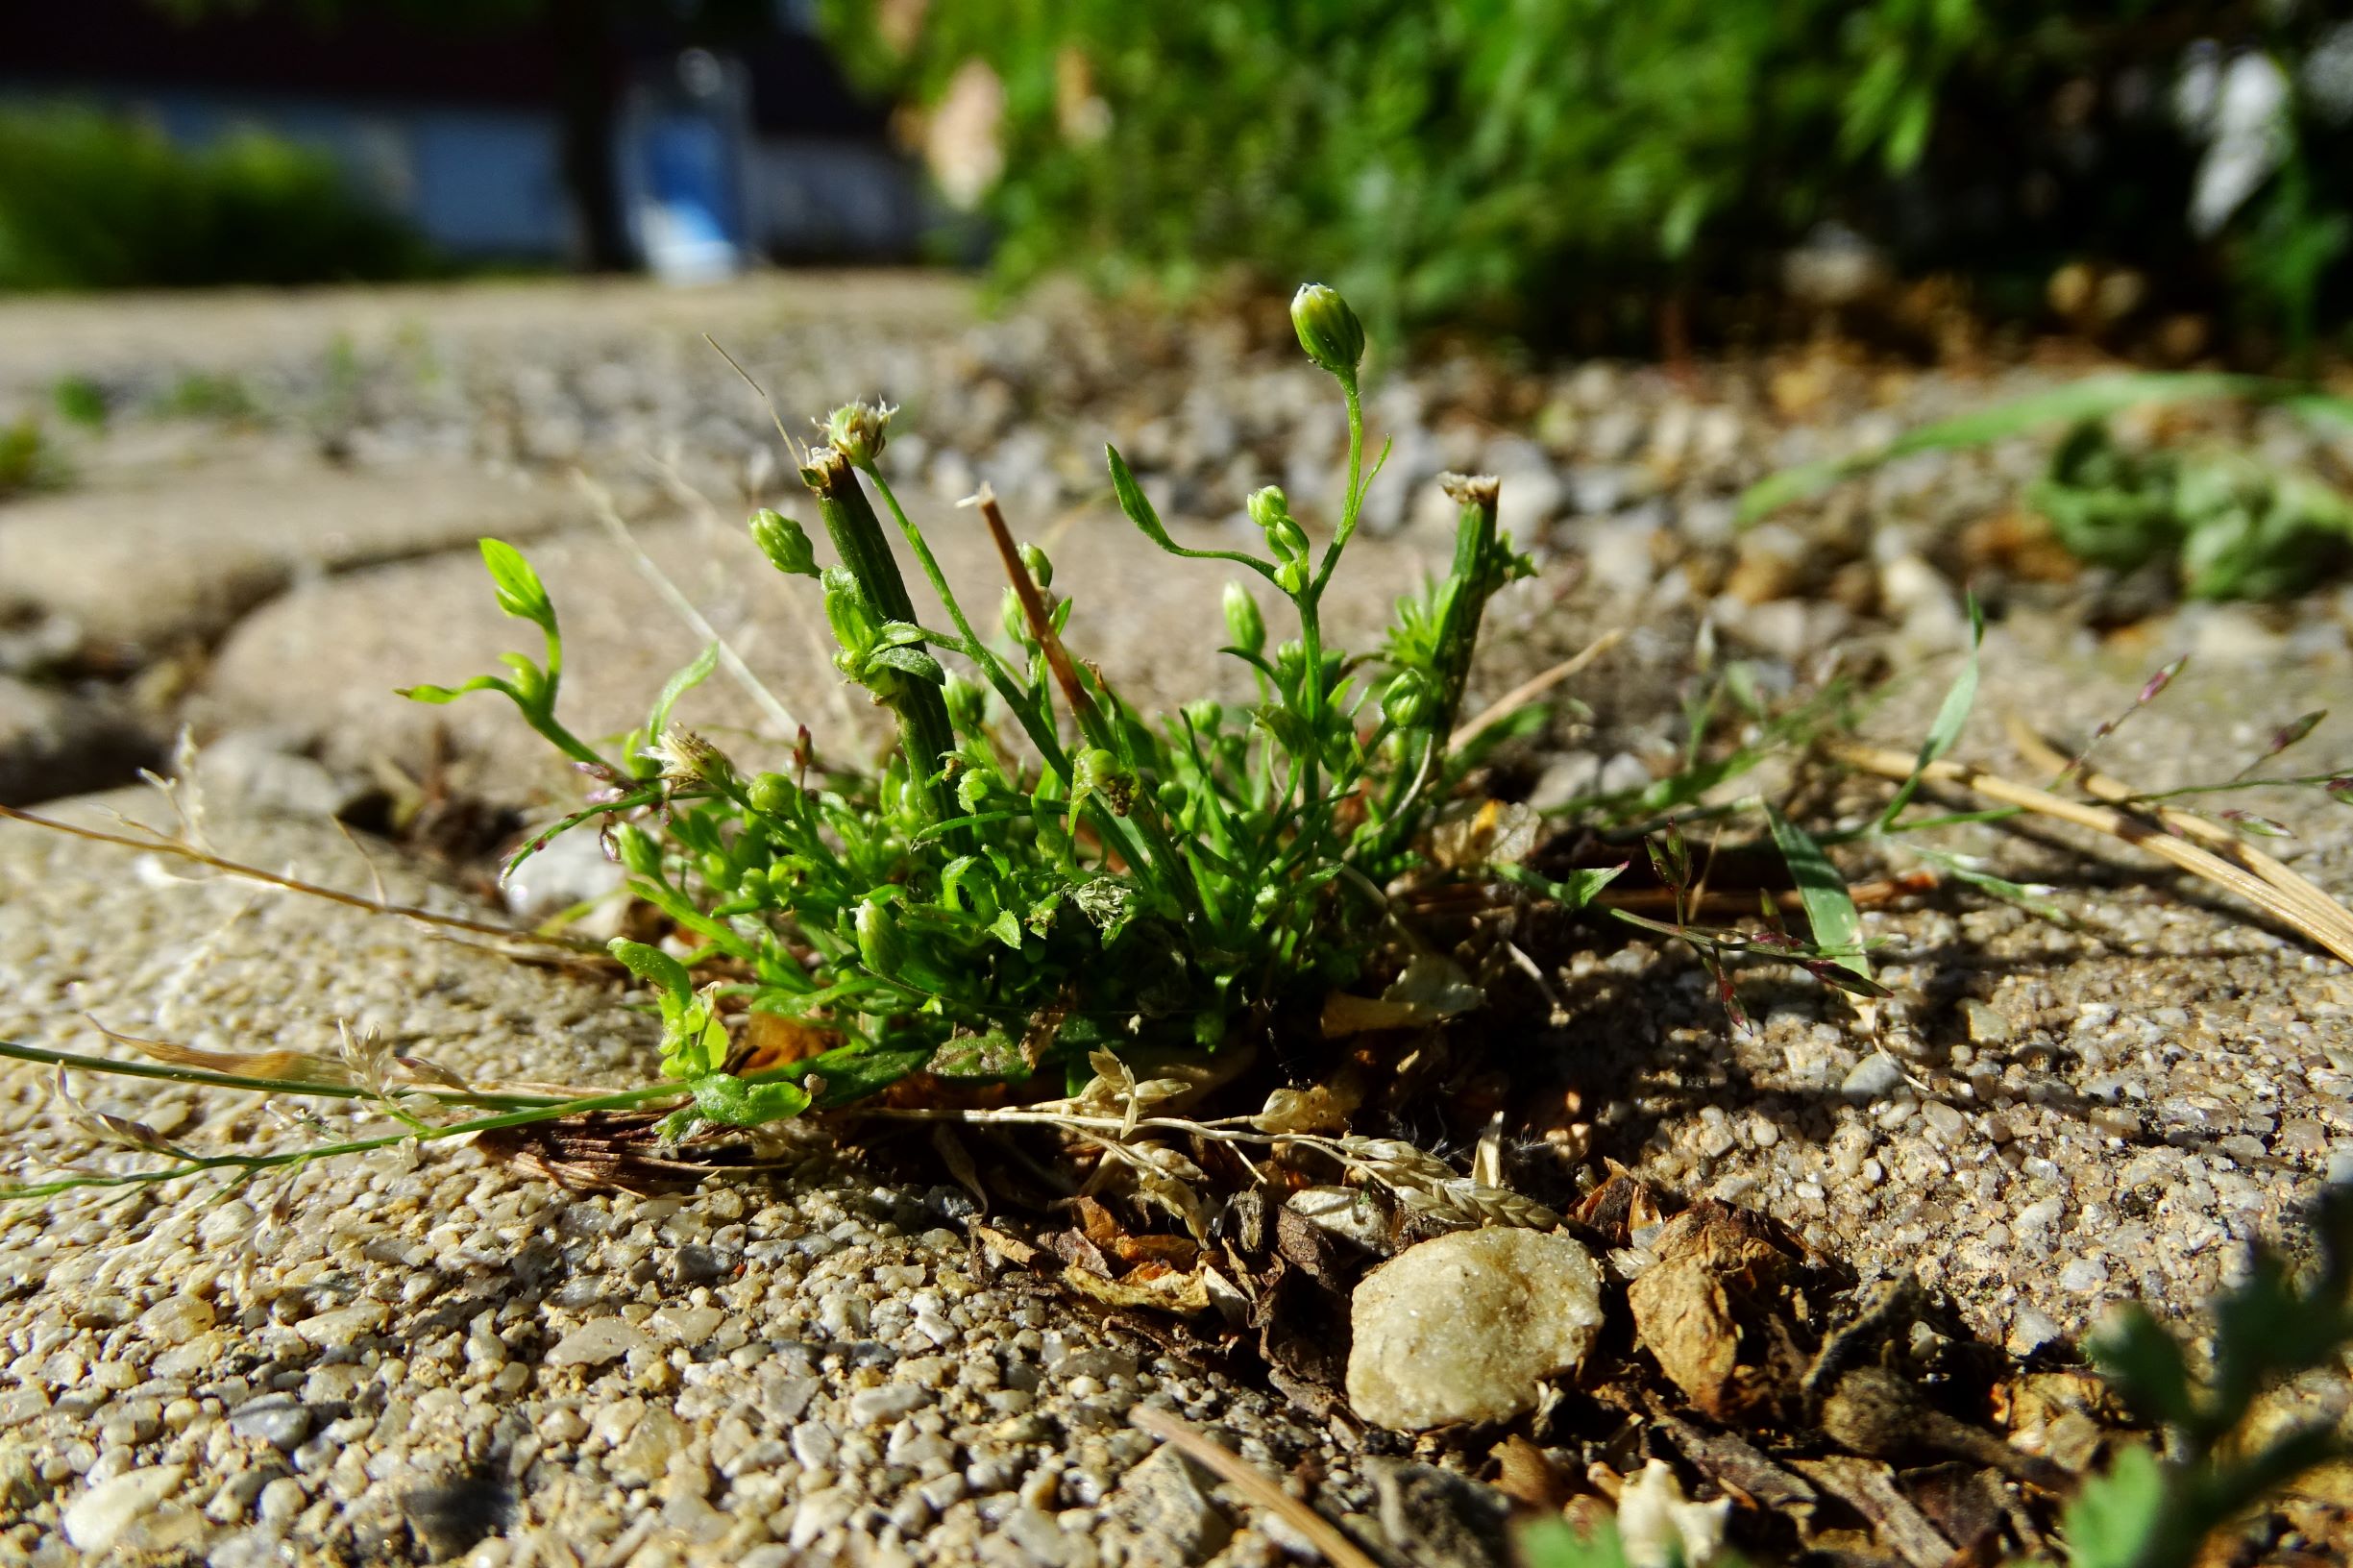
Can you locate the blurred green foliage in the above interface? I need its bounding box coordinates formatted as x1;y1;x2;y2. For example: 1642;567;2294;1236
821;1;2353;352
0;108;432;290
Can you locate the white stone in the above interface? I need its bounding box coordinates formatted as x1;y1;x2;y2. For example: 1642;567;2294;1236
62;1464;186;1554
1345;1228;1605;1431
546;1317;649;1368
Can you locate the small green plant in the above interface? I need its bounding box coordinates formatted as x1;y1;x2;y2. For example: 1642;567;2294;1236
50;375;107;430
398;283;1543;1128
1743;372;2353;600
0;417;64;499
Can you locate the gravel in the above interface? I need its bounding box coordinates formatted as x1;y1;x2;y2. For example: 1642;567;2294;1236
1;274;2350;1562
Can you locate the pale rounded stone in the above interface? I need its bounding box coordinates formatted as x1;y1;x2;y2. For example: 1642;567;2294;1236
62;1463;187;1554
1345;1228;1605;1431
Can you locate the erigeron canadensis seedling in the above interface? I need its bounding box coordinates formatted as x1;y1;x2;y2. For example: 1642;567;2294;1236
400;282;1542;1134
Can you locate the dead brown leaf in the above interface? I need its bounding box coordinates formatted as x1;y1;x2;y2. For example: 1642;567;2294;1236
1627;1201;1815;1426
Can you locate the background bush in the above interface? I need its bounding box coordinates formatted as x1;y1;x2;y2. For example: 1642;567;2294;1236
821;0;2353;355
0;107;432;290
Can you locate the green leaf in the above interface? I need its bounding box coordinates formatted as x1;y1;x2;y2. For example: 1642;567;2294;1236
1766;804;1869;981
2061;1444;2167;1568
396;676;509;706
478;538;556;631
988;910;1025;950
1105;445;1278;581
1514;1518;1630;1568
607;939;694;1007
868;644;946;685
2090;1305;2198;1430
647;643;720;741
1498;861;1625;911
681;1071;811;1128
798;1045;931;1108
1879;592;1982;829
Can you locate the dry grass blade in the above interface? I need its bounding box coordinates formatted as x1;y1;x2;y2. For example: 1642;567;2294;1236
0;803;605;954
1447;626;1625;754
1827;739;2353;967
576;471;804;743
1128;1407;1385;1568
2002;715;2353;940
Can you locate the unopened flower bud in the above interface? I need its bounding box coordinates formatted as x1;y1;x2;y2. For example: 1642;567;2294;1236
821;400;896;466
1182;697;1224;734
1074;747;1137;816
1274;557;1308;595
956;768;997;815
1290;282;1365;380
1246;486;1309;563
1001;586;1035;648
747;772;797;817
748;508;820;577
1018;542;1054;589
612;822;664;879
854;898;906;974
1222;582;1264;656
944;674;988;734
1381;671;1434;728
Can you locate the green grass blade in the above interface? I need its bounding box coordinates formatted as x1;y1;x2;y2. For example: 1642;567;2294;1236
1878;592;1983;829
1765;804;1869;980
1739;372;2278;524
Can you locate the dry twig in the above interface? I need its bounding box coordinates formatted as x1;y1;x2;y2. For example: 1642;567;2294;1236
1128;1407;1385;1568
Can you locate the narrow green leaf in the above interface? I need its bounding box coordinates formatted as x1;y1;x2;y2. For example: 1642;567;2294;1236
1105;445;1278;580
396;676;507;706
1738;373;2276;524
1497;861;1625;911
1766;804;1869;980
647;643;720;741
1879;592;1982;829
607;939;694;1007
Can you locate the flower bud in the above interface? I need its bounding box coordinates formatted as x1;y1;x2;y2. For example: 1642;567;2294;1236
956;767;997;815
1074;747;1137;816
1222;582;1264;656
1246;486;1309;563
944;674;988;734
1274;557;1308;596
1290;282;1365;380
1182;697;1224;735
612;823;664;879
747;772;797;818
1001;586;1035;648
854;898;906;974
748;508;820;577
1381;670;1434;728
1018;541;1054;589
821;400;896;466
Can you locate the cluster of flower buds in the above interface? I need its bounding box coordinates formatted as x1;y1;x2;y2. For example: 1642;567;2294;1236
1247;486;1313;593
